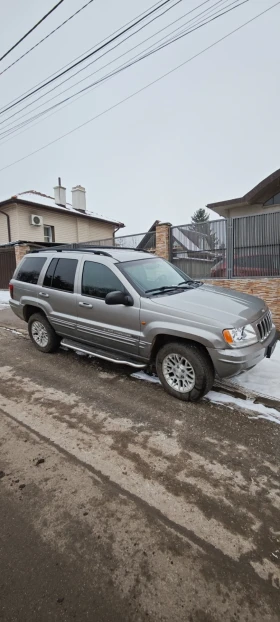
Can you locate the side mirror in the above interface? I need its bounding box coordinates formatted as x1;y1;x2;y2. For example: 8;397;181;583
105;291;133;306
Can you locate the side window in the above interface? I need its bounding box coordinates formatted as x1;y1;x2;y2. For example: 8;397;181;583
17;256;47;284
43;258;78;293
43;258;58;287
82;261;125;299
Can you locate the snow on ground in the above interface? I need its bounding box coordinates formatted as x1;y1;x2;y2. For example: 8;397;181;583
131;369;280;425
0;290;10;309
229;342;280;401
206;391;280;425
132;371;161;384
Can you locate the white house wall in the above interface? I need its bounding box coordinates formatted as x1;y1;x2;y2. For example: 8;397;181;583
15;204;116;243
226;203;280;218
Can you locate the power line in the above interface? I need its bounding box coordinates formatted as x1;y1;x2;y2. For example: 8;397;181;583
0;0;167;109
0;0;217;129
0;0;241;137
0;0;65;62
0;0;96;77
1;0;278;173
0;0;249;139
0;0;177;116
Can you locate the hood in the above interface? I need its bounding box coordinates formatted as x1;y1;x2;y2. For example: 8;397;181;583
151;284;266;327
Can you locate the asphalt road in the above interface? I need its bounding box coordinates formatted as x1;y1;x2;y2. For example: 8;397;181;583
0;311;280;621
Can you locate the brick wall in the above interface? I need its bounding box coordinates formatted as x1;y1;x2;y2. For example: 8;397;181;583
205;278;280;330
15;244;30;265
155;223;171;260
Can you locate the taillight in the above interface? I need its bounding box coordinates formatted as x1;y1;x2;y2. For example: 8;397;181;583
9;283;14;299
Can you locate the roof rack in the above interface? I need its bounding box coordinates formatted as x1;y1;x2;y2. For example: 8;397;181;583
31;245;151;255
79;245;151;253
31;247;113;257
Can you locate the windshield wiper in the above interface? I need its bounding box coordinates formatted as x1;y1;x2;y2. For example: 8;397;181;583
145;280;203;295
177;280;202;287
145;285;182;294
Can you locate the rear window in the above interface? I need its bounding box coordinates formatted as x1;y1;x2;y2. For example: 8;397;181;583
43;258;77;293
17;256;47;284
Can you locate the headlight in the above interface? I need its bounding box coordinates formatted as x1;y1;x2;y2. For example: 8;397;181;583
223;324;258;348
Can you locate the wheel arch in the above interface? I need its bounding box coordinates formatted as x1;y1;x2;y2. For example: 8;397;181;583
23;304;46;323
151;334;214;372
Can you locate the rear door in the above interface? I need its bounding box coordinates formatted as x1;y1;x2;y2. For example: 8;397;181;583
38;256;79;338
77;257;141;357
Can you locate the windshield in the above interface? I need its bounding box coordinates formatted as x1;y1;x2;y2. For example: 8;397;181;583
119;257;192;294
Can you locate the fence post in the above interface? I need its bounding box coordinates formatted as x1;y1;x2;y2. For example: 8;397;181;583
226;218;234;279
155;223;172;260
15;244;30;265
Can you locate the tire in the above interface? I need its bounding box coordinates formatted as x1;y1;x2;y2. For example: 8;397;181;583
156;341;214;402
28;313;60;354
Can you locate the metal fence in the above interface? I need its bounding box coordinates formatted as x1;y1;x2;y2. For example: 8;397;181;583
59;230;156;252
171;212;280;279
171;219;227;279
231;212;280;278
0;247;16;288
92;230;156;251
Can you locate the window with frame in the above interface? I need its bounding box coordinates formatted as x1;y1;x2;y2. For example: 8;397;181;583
17;256;47;284
264;192;280;206
82;261;125;299
44;225;55;243
43;258;77;292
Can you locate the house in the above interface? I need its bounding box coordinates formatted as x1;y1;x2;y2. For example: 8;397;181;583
207;168;280;218
0;178;124;246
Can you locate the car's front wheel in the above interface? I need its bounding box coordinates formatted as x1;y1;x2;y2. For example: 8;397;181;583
28;313;60;353
156;341;214;402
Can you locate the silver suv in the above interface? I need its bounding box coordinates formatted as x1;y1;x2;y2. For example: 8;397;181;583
9;247;277;402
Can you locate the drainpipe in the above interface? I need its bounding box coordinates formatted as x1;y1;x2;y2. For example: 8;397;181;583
0;209;11;242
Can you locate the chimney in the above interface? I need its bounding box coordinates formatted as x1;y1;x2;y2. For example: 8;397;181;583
72;185;86;212
54;177;66;207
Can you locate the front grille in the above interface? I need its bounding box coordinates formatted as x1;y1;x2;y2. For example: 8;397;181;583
257;310;273;342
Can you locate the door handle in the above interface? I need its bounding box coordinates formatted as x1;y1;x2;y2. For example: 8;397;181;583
39;292;49;298
79;301;93;308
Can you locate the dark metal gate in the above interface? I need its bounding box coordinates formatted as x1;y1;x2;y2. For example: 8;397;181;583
0;247;16;289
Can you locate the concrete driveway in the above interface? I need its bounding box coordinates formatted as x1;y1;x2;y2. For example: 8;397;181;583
0;311;280;621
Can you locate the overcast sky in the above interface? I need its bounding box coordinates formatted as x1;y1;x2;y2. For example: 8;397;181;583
0;0;279;233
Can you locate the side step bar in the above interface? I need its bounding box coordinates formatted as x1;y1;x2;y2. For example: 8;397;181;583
61;338;147;369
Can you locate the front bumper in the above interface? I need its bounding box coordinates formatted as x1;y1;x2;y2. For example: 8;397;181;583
208;327;277;379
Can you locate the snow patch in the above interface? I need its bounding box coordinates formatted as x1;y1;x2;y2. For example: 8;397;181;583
131;371;161;384
206;391;280;425
131;370;280;425
229;341;280;401
0;290;10;310
0;326;24;337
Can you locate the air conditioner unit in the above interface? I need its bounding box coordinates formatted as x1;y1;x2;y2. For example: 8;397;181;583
30;214;43;226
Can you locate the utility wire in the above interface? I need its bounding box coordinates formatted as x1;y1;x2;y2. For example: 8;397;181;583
0;0;240;137
1;0;278;172
0;0;167;109
0;0;218;128
0;0;176;115
0;0;96;76
0;0;248;138
0;0;65;62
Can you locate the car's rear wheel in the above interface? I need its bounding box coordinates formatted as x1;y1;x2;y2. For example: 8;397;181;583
28;313;60;353
156;341;214;402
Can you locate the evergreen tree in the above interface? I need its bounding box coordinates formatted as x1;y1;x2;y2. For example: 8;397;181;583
191;208;210;225
190;208;218;250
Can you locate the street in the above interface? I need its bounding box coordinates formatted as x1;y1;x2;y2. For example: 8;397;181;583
0;315;280;622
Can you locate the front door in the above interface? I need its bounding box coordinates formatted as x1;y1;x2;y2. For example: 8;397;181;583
76;257;141;357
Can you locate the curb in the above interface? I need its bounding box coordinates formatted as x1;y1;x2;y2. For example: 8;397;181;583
213;379;280;413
